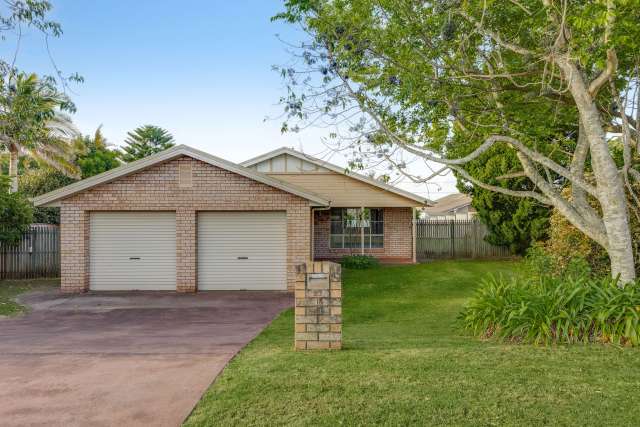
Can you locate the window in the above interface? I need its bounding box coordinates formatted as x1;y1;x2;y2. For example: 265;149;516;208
329;208;383;249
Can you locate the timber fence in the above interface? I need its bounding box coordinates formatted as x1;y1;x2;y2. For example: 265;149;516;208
0;224;60;280
416;219;511;260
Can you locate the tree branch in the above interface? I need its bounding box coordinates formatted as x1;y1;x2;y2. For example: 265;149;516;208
449;164;550;204
336;72;599;200
588;49;618;98
458;9;534;56
588;1;617;98
569;123;603;229
496;171;527;180
517;152;609;248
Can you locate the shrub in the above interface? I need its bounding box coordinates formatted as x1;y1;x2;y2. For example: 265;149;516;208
460;274;640;346
0;176;33;246
524;244;593;280
340;255;379;269
542;186;640;277
543;206;612;277
20;168;75;224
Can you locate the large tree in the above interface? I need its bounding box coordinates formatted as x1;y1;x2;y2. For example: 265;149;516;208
276;0;640;282
120;125;175;162
0;73;79;192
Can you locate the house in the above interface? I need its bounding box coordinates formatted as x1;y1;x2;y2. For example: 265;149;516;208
422;193;476;220
33;145;428;293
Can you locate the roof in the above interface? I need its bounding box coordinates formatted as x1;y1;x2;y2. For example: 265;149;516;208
423;193;474;215
32;145;330;207
241;147;431;206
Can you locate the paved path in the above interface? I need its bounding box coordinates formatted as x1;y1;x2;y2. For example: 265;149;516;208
0;290;292;427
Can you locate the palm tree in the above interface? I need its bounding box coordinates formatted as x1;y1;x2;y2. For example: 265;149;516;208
120;125;175;162
0;73;80;192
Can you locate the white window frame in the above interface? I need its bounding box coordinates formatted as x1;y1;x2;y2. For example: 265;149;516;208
329;207;384;249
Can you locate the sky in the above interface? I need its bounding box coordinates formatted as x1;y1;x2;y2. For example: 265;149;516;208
1;0;458;200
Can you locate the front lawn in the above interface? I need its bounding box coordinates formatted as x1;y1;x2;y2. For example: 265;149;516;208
0;279;58;316
185;261;640;426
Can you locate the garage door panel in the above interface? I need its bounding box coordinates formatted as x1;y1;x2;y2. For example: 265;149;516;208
198;212;286;290
90;212;176;291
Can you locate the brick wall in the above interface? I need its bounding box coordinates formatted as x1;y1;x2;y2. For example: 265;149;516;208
295;261;342;350
313;207;413;261
60;207;89;293
59;156;311;292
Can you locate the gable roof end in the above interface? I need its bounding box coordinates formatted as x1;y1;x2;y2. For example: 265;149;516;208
423;193;473;215
241;147;432;206
32;145;330;207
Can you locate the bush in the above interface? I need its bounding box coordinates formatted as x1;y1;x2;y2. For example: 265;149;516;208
460;273;640;346
542;186;640;277
0;177;33;246
524;244;593;280
543;206;612;277
340;255;380;269
19;168;76;224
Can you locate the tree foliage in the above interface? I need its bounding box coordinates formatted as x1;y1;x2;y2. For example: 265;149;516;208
120;125;175;162
543;186;640;278
0;1;63;77
0;72;79;192
74;126;120;178
276;0;640;281
19;168;73;224
470;189;549;255
0;1;83;192
452;143;553;254
17;126;121;224
0;176;33;245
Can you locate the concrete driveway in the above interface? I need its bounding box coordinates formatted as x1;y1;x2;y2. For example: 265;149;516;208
0;290;292;427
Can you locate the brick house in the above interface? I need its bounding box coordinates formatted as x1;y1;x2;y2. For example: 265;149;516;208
422;193;477;220
34;145;427;293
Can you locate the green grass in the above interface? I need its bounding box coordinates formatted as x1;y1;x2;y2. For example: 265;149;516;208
0;279;58;316
185;261;640;426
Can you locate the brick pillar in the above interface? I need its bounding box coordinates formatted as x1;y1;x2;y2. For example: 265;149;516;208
176;208;197;292
295;261;342;350
60;205;89;293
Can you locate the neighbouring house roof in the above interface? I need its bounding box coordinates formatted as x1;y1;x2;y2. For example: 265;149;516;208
241;147;431;206
32;145;330;207
423;193;474;216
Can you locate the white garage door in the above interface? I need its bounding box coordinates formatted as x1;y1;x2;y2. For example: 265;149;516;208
90;212;176;291
198;212;287;290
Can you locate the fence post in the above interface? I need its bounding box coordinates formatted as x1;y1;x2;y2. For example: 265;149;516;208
0;241;4;280
472;220;477;259
30;228;35;279
450;220;455;258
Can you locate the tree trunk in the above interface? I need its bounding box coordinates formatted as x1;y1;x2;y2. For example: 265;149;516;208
559;58;637;283
8;146;18;193
582;108;637;283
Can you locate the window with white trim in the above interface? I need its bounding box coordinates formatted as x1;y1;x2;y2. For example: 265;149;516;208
329;208;383;249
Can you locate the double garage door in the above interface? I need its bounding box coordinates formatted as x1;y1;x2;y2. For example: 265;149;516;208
89;211;286;291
